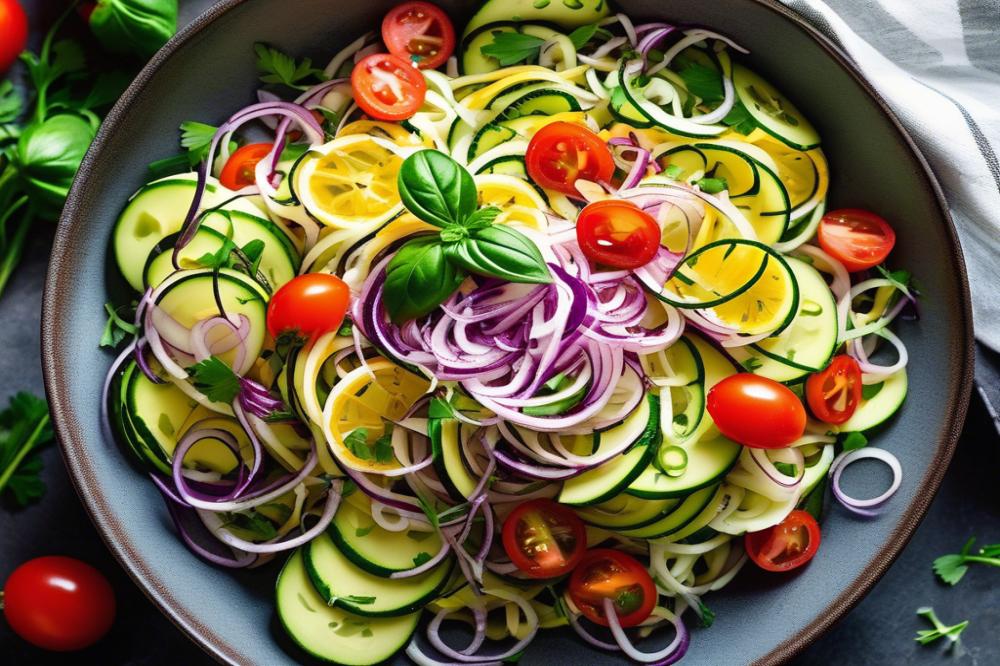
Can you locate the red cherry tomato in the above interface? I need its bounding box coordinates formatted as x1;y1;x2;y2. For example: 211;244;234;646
525;121;615;197
576;200;661;269
3;556;116;651
745;510;822;572
266;273;350;339
0;0;28;74
501;498;586;579
219;143;274;190
707;374;806;448
568;549;656;628
805;355;862;425
817;208;896;272
351;53;427;121
381;2;455;71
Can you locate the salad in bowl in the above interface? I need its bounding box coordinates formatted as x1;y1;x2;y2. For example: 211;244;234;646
102;0;915;663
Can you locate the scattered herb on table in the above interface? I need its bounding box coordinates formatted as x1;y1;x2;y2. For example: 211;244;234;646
932;536;1000;586
914;607;968;650
0;392;54;507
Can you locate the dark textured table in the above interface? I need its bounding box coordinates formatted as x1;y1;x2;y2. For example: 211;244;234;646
2;1;998;664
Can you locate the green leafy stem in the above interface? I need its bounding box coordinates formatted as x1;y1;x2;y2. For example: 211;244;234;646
383;149;552;323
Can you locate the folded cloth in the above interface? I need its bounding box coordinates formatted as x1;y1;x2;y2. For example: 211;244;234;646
780;0;1000;352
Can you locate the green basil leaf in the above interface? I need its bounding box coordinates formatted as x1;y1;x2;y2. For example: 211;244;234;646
89;0;178;60
384;237;467;322
397;150;477;228
446;225;551;284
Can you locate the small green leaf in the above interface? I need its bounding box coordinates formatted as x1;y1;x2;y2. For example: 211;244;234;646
344;428;373;461
462;205;501;230
413;551;432;566
100;301;138;349
722;100;757;135
254;43;323;90
445;225;551;284
383;237;467;322
188;356;241;404
841;431;868;451
676;59;724;103
741;357;763;372
397;150;478;228
697;601;715;628
480;31;546;67
861;382;884;400
695;177;728;194
568;24;600;50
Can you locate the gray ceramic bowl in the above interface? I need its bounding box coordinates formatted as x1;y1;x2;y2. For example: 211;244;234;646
42;0;973;664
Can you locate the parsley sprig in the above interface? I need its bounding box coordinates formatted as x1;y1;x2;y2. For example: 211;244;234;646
254;43;324;91
0;393;54;507
933;537;1000;586
914;607;968;649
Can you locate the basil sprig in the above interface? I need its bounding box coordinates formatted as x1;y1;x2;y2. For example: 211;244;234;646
385;150;551;323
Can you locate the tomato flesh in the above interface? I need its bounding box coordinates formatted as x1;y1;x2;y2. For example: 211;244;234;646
707;374;806;448
0;0;28;74
382;1;455;70
817;208;896;272
805;355;862;425
576;200;661;269
3;556;116;651
568;549;656;628
745;510;822;572
351;53;427;121
525;122;615;197
219;143;274;190
501;498;586;579
266;273;351;339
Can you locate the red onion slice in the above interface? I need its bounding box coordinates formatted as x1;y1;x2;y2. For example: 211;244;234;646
829;447;902;517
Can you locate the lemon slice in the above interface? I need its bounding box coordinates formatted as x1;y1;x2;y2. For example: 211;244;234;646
337;120;430;148
474;174;548;231
295;135;406;229
322;358;431;473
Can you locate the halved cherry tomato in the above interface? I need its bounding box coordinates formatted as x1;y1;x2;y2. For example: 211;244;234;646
576;200;661;269
3;556;116;651
501;498;586;579
525;122;615;197
805;355;862;425
745;510;821;572
382;1;455;71
219;143;274;190
568;549;656;628
351;53;427;121
266;273;350;339
817;208;896;272
0;0;28;74
707;374;806;448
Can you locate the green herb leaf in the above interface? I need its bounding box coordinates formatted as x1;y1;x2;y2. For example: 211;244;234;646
428;397;455;419
676;60;724;103
915;607;968;648
180;121;219;163
384;237;467;323
773;462;798;477
344;428;373;461
722;100;757;135
81;71;132;111
480;31;546;67
89;0;178;60
841;431;868;451
741;357;763;372
337;317;353;338
800;475;827;522
188;356;241;404
861;382;884;400
697;601;716;628
100;301;139;349
398;150;478;228
932;537;1000;586
373;425;395;464
445;225;551;284
0;393;54;507
221;510;277;541
254;43;323;90
0;80;23;124
462;205;502;230
413;551;432;567
568;24;600;50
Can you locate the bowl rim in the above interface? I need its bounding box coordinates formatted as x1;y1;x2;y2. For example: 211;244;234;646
40;1;974;664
